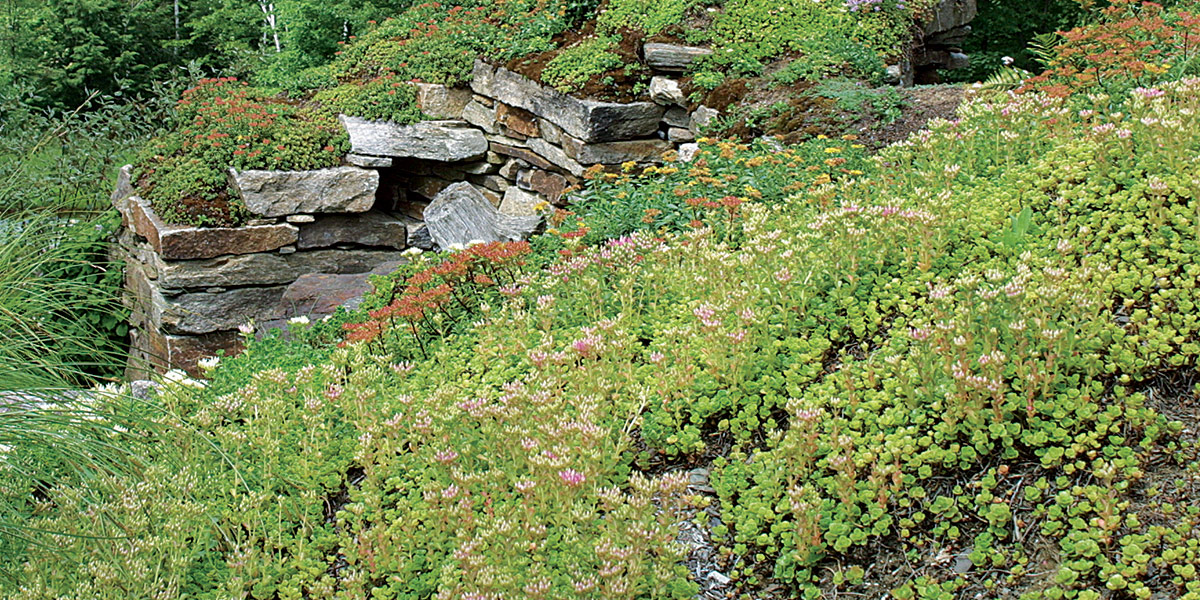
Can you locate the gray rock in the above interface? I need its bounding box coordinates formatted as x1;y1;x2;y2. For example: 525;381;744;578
644;43;713;71
456;161;499;175
126;197;298;260
346;154;393;168
922;0;977;37
424;182;541;248
155;286;289;335
499;157;530;180
298;211;408;250
649;76;685;106
527;138;586;176
947;51;970;70
538;118;565;145
340;116;489;162
462;100;498;134
470;174;510;193
229;167;378;217
111;164;135;204
154;247;407;289
662;106;690;128
129;380;161;401
689;106;720;135
668;127;695;143
415;83;471;119
678;143;701;163
281;272;381;317
499;187;542;216
706;571;731;586
404;219;436;250
560;136;672;165
471;60;663;143
286;214;316;224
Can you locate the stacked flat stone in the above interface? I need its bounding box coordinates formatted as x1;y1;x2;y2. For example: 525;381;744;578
115;52;739;377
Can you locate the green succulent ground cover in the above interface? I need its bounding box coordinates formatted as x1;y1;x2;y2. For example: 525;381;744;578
9;52;1200;598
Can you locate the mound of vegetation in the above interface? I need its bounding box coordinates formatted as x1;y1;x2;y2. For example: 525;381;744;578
6;4;1200;599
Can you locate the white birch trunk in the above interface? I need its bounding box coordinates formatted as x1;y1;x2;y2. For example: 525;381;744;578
259;2;281;53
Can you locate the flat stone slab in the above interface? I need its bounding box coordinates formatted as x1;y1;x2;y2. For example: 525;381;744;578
346;154;393;168
229;167;378;217
424;182;541;248
526;138;586;176
340;116;488;162
472;61;663;143
297;211;408;250
155;286;290;335
127;197;297;260
644;43;713;71
153;248;408;290
560;136;672;165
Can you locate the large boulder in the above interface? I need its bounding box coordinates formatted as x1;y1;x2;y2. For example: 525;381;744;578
424;182;541;248
229;167;378;217
340;116;489;162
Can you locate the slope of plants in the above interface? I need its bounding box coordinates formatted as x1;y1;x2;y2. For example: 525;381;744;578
7;2;1200;599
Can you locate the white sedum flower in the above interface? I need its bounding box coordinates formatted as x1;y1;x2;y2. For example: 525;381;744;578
288;315;310;326
198;356;221;371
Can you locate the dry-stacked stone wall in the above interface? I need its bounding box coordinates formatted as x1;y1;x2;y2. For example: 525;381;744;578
115;55;719;377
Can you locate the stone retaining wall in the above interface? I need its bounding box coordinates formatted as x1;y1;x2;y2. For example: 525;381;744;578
115;57;717;377
116;1;974;377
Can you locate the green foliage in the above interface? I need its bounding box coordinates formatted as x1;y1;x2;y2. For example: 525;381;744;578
541;37;627;93
312;75;423;123
136;78;348;227
700;0;922;78
572;136;871;242
811;78;907;124
0;211;129;387
771;31;887;85
947;0;1090;83
597;0;700;35
327;1;572;88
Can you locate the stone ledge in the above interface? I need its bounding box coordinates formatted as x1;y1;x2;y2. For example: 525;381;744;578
471;60;663;143
297;211;409;250
340;116;489;162
229;167;378;217
126;197;298;260
152;248;408;290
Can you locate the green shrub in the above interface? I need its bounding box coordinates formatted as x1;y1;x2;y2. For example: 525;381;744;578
541;36;627;93
598;0;700;35
136;78;348;227
312;75;423;123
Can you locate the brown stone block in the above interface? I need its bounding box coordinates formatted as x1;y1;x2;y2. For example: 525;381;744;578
496;103;540;137
128;197;298;260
